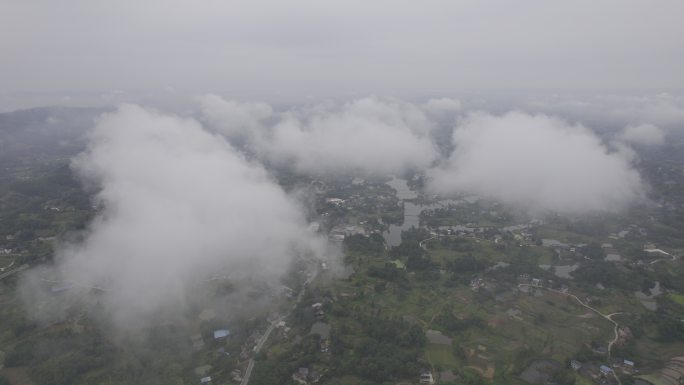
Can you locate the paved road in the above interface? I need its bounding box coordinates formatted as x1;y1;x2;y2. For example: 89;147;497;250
39;277;108;292
0;258;16;273
419;235;438;250
239;360;255;385
0;264;28;280
240;264;319;385
239;318;280;385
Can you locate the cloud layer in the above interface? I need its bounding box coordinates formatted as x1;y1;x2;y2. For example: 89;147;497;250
618;123;666;146
428;112;645;213
2;0;683;111
15;100;658;331
201;96;441;176
201;96;650;214
24;104;325;325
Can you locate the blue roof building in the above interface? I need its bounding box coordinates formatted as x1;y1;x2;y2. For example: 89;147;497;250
213;329;230;339
600;365;613;375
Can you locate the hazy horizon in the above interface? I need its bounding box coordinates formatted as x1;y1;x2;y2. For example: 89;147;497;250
2;0;684;111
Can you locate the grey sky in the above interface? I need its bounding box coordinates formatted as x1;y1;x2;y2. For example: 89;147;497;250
2;0;683;109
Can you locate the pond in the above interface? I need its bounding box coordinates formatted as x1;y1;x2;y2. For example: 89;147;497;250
385;177;417;200
382;178;459;247
383;201;424;247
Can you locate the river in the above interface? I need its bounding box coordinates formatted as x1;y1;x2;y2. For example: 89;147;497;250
382;177;458;247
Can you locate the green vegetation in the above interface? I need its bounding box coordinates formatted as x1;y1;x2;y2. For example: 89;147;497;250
668;293;684;305
1;115;684;385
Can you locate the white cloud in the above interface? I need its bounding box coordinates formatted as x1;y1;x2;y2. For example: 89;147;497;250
424;98;462;112
201;96;440;176
427;112;645;213
22;104;326;326
518;93;684;131
618;123;666;146
200;94;273;142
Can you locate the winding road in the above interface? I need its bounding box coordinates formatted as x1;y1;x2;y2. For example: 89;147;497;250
519;283;624;385
418;235;438;250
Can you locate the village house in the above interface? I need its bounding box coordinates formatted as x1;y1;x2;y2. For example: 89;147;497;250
622;359;636;374
470;277;485;291
570;360;582;371
312;302;325;319
328;224;366;243
324;197;345;206
593;346;608;355
275;320;291;338
518;273;531;284
600;365;613;376
309;322;331;353
419;371;435;384
293;367;309;383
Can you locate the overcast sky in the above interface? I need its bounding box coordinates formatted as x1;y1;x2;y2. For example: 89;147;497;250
2;0;683;110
